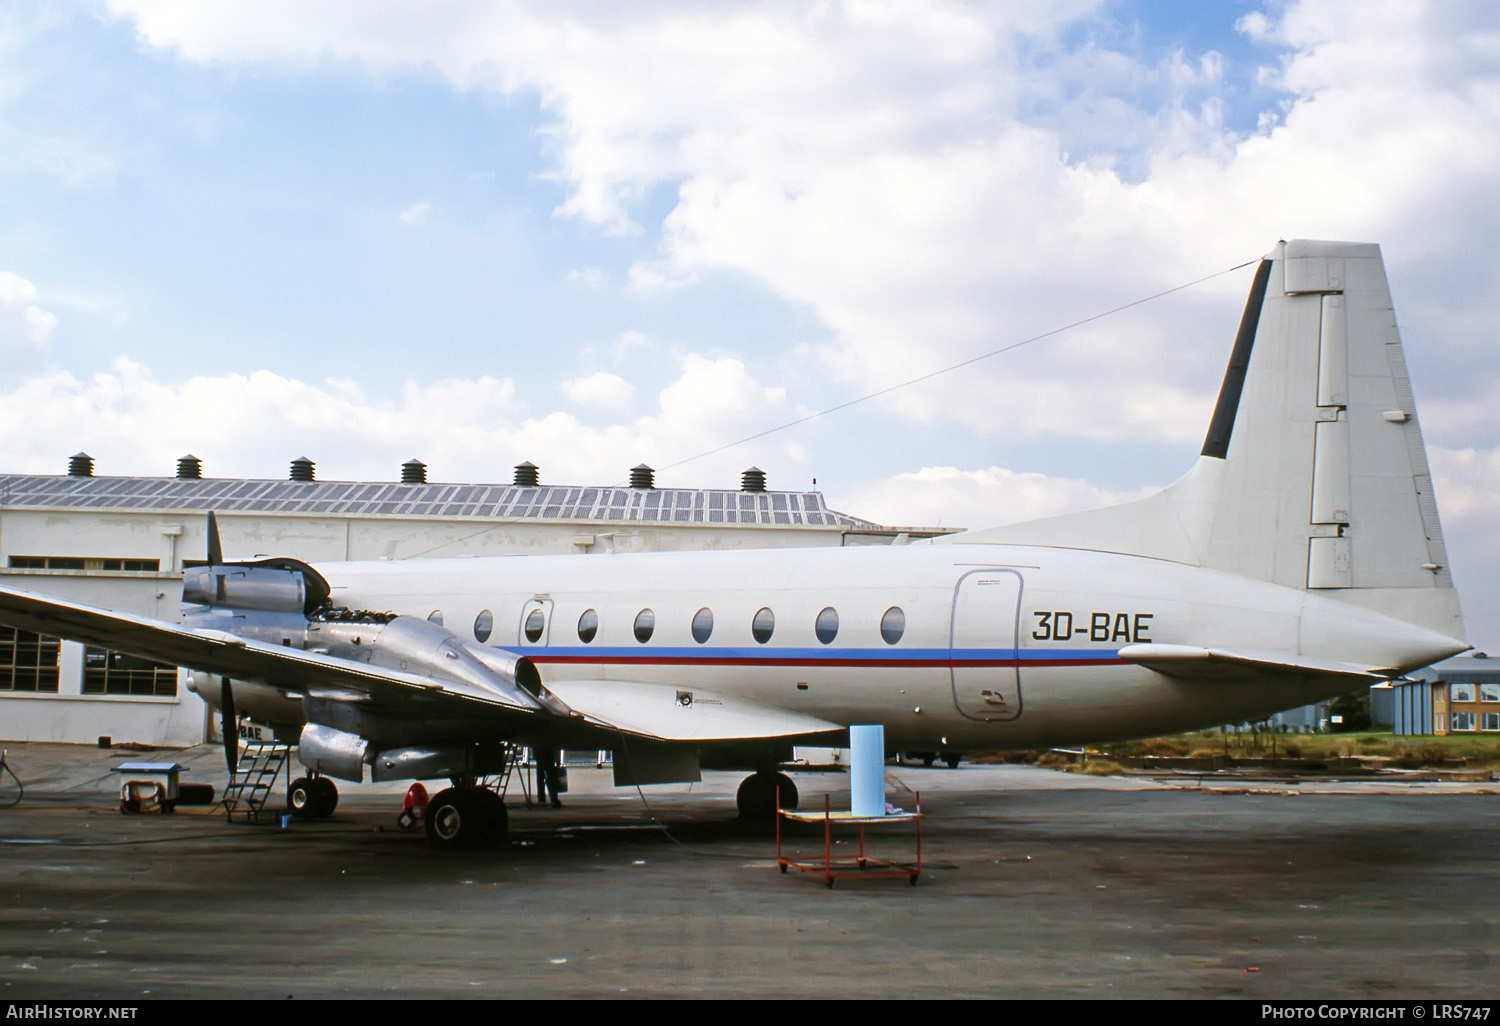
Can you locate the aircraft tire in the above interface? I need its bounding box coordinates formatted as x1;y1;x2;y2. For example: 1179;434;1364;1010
736;772;798;823
470;787;508;848
178;783;216;805
945;754;961;769
426;787;507;851
309;777;338;818
287;777;316;819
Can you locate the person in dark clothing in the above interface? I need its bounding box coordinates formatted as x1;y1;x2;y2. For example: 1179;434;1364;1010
534;743;562;809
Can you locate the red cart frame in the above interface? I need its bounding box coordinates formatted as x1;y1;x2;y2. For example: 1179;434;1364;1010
776;791;922;888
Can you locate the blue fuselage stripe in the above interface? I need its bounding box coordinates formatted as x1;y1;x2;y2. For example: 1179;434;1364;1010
507;645;1123;668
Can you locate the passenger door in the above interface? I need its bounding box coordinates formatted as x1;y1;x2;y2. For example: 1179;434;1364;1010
949;570;1023;721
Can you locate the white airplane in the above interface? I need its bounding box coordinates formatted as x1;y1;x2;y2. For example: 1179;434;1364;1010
0;239;1468;849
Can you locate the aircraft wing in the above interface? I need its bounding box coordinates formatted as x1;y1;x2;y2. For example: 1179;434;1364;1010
0;583;843;742
0;583;535;714
543;679;842;743
1117;643;1393;686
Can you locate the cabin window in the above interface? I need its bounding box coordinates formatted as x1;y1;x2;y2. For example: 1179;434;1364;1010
523;608;546;643
473;609;493;643
880;606;905;645
692;607;714;644
427;610;444;626
815;607;839;644
634;609;655;643
578;609;599;644
751;607;775;644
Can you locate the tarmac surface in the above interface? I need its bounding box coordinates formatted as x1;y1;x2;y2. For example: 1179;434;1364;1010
1;741;1497;1000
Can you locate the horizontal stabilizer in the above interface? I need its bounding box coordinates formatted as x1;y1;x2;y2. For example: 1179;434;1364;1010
543;678;844;743
1118;642;1392;685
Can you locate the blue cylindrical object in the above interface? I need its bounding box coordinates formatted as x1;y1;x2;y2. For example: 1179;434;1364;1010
849;724;885;816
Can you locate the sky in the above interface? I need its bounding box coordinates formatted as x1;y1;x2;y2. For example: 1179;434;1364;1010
1;0;1498;652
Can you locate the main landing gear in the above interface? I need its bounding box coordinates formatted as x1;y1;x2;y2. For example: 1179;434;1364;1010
736;770;798;824
287;775;339;819
425;785;508;851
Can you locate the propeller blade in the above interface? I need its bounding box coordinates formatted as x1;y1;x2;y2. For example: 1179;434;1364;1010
206;511;223;566
221;678;238;777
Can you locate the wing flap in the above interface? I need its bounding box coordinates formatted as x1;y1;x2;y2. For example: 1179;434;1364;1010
544;678;843;743
1118;642;1392;684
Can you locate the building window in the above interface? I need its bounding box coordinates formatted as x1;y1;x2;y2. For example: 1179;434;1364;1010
815;607;839;644
1451;712;1476;732
880;606;905;645
577;609;598;644
100;559;160;572
1482;713;1500;732
474;610;494;643
8;556;159;572
751;607;775;644
691;608;713;644
1450;683;1475;703
634;609;655;643
82;647;176;697
0;627;60;693
1480;683;1500;702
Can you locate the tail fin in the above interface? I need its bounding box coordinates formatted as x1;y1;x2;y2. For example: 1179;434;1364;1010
960;239;1465;641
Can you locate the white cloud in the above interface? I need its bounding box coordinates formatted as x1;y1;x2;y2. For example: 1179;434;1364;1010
836;465;1154;533
561;370;634;413
1430;443;1500;653
0;270;58;348
94;2;1500;444
398;199;432;225
612;329;652;364
0;351;807;489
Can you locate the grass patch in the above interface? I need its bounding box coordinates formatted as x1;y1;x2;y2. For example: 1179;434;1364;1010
1071;758;1125;776
971;731;1500;770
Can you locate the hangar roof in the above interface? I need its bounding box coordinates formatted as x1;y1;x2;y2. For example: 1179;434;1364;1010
0;474;875;529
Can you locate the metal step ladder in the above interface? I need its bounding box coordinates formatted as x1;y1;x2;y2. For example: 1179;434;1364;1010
481;742;529;806
221;741;290;823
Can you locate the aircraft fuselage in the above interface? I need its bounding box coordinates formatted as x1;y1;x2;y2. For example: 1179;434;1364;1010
305;541;1448;751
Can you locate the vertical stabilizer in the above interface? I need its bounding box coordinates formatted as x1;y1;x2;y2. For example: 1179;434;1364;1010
954;240;1464;641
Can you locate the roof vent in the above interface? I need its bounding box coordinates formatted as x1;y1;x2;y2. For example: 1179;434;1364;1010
176;454;202;480
514;461;539;487
401;459;427;485
629;463;655;489
68;452;94;478
741;466;767;492
289;457;316;482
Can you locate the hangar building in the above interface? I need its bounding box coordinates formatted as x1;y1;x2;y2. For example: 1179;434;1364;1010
1;454;948;747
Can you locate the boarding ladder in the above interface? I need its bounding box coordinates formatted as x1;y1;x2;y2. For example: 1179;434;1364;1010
480;742;529;806
221;741;290;823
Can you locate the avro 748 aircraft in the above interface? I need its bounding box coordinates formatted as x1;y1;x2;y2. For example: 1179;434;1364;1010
0;240;1468;849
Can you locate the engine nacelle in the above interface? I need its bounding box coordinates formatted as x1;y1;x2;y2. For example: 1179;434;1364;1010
304;615;546;712
369;743;510;782
298;723;368;782
183;565;306;613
